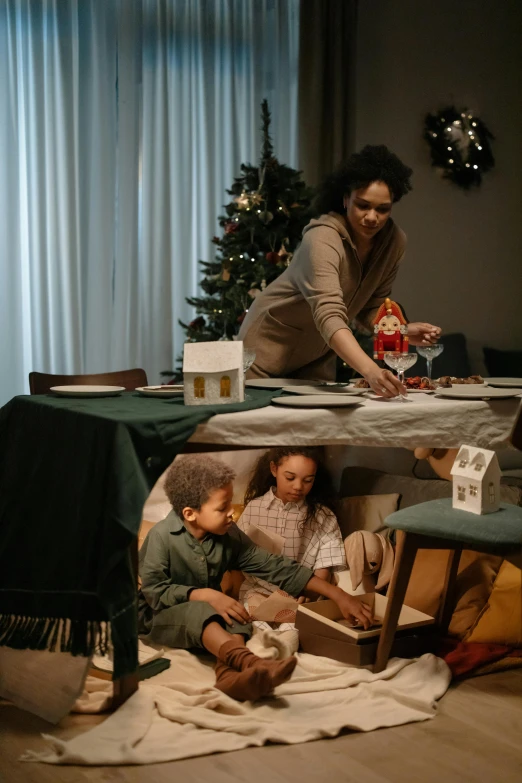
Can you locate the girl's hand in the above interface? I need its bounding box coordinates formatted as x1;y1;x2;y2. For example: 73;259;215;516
191;588;251;626
335;591;374;629
407;322;442;346
365;367;405;398
297;596;311;604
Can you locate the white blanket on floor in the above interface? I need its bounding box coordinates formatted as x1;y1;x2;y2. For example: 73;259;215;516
23;650;451;765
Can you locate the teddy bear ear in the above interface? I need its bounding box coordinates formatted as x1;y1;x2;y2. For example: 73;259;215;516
344;532;365;590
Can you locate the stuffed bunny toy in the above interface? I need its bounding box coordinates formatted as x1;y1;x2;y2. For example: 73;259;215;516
344;530;395;592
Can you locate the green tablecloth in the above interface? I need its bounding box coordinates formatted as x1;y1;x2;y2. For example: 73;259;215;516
0;388;279;677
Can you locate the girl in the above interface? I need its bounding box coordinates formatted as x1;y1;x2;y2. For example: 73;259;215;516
237;447;346;630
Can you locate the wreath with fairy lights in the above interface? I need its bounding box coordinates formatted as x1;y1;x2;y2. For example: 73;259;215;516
423;106;495;189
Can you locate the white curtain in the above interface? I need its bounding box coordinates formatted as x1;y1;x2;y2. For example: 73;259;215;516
0;0;299;405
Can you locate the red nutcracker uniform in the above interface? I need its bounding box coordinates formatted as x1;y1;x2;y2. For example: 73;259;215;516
373;298;408;360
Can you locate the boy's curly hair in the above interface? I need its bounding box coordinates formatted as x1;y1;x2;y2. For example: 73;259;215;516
244;447;338;526
164;455;236;519
314;144;413;215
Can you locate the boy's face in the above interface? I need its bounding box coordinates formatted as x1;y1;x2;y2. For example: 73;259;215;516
182;483;235;539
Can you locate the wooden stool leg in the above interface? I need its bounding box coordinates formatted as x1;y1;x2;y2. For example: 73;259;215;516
374;531;418;673
437;547;462;635
112;672;139;709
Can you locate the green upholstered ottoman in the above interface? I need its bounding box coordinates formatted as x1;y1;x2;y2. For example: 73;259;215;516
386;498;522;554
372;498;522;673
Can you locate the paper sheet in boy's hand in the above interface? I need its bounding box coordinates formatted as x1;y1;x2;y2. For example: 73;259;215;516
250;590;299;623
245;523;285;555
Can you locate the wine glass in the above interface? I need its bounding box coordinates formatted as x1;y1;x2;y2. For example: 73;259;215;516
243;349;256;373
384;351;418;386
416;344;444;381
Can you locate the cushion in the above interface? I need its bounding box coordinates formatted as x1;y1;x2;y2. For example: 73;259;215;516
483;346;522;377
386;498;522;552
465;561;522;645
337;494;399;538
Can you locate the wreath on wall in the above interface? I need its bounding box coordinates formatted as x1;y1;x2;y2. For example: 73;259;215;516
423;106;495;189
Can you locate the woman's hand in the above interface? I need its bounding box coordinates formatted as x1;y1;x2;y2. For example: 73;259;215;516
190;588;251;626
407;322;442;346
335;591;374;630
364;366;406;398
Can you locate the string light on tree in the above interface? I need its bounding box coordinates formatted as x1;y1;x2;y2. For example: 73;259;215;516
423;104;495;189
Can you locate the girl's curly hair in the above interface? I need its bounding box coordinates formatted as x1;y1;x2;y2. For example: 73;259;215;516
314;144;413;215
164;455;236;519
244;447;338;526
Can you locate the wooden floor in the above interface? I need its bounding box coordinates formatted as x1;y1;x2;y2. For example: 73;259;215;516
1;668;522;783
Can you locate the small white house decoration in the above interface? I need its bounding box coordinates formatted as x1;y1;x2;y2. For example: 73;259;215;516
183;340;245;406
450;445;501;515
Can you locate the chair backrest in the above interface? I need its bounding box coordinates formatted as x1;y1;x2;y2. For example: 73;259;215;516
29;368;148;394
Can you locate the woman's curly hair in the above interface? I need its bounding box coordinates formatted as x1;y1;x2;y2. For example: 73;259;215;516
244;447;338;526
314;144;413;215
164;455;236;519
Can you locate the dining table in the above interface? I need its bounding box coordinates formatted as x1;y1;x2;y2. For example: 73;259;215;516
0;386;520;719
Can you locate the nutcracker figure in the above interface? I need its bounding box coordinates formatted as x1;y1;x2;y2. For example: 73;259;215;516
373;298;409;360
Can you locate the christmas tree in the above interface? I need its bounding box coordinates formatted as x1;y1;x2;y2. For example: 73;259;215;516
179;100;315;345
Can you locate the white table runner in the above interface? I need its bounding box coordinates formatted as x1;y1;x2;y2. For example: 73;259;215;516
188;394;522;451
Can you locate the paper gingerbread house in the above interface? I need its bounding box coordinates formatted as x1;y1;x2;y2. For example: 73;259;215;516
450;445;501;515
373;297;409;360
183;340;244;406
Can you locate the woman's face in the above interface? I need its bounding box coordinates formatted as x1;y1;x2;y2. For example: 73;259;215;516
345;181;393;243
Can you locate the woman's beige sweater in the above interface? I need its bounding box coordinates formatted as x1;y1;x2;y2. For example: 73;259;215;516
238;212;406;379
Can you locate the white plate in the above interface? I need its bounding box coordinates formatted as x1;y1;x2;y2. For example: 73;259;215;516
136;385;184;398
282;385;366;396
434;386;522;400
246;378;319;389
405;388;436;394
272;395;362;408
50;385;125;398
436;379;488;386
484;377;522;388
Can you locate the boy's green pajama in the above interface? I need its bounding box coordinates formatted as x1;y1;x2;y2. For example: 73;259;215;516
138;511;313;649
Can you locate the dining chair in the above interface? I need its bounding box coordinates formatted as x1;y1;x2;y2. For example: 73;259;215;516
373;401;522;673
28;368;148;394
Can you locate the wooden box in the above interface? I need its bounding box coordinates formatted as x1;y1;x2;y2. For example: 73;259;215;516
296;595;435;667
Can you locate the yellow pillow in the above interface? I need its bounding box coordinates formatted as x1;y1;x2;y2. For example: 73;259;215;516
465;561;522;646
404;549;503;638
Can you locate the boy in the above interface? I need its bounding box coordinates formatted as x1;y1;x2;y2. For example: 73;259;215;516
139;455;373;702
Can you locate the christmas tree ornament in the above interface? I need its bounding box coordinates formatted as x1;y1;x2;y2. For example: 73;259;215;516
258;210;274;224
373;298;409;360
266;251;279;265
224;221;239;234
234;192;250;209
260;279;267;290
221;267;231;282
423;105;494;189
277;245;289;261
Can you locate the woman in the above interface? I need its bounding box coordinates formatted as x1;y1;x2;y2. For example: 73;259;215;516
239;145;441;397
